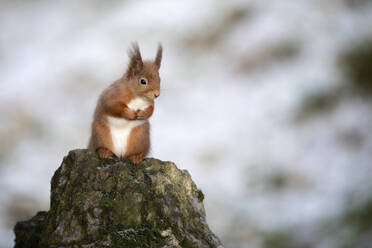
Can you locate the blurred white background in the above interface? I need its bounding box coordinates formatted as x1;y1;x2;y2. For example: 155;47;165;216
1;0;372;247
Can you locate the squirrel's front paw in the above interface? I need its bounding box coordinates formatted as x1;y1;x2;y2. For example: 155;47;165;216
136;110;147;120
125;110;137;120
136;105;153;120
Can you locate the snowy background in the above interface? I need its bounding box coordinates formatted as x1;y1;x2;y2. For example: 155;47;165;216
1;0;372;247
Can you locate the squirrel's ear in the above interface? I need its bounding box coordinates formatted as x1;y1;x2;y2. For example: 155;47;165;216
126;42;143;78
154;44;162;70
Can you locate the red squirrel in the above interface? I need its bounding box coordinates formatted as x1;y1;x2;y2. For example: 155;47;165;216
88;43;162;163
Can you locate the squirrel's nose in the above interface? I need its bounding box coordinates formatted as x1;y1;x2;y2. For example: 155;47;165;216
154;90;160;98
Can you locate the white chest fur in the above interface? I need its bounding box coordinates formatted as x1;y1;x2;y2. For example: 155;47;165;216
127;97;150;111
107;116;146;157
106;98;149;158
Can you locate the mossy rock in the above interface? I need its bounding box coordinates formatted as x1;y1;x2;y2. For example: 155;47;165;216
14;149;223;248
14;211;48;248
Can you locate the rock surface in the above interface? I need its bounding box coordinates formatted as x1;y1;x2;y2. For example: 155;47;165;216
14;149;223;248
14;211;48;248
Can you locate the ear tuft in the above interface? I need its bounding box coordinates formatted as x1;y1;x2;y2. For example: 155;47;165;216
154;43;163;69
126;42;143;78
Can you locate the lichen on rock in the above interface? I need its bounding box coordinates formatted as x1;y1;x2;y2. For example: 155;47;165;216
14;149;223;248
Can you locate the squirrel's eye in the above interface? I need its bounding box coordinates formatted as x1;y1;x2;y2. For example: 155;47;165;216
140;79;147;85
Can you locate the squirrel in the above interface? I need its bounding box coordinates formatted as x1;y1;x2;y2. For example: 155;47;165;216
88;43;162;163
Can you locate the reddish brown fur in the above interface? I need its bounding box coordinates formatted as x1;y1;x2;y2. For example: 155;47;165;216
126;122;150;163
136;103;154;120
88;43;162;163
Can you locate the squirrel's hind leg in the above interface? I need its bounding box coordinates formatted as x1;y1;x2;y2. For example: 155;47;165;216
90;122;116;159
97;147;115;159
125;122;150;164
127;153;144;164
